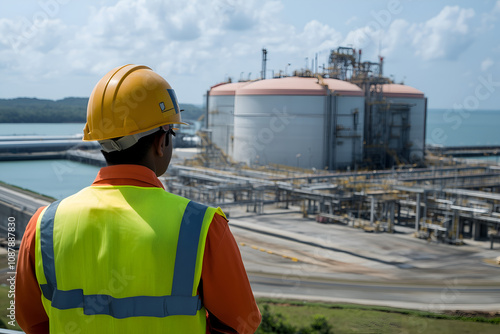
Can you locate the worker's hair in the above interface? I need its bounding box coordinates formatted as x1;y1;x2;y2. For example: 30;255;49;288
102;129;167;165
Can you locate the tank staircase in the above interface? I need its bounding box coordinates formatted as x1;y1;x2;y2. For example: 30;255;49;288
184;129;235;168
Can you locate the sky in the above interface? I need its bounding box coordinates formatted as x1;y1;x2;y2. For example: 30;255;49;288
0;0;499;110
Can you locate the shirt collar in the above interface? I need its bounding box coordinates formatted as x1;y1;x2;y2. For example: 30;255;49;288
92;165;165;189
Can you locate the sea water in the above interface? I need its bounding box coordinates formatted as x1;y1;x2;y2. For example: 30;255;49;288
0;123;86;136
426;109;500;147
0;123;98;199
0;159;99;199
0;109;499;199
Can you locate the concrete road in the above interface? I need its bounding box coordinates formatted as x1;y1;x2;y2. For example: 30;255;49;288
2;184;499;311
227;206;500;311
0;184;50;214
249;273;500;311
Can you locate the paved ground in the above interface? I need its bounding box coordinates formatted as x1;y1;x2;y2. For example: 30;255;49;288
226;205;500;311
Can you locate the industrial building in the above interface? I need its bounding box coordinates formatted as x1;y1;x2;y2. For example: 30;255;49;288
206;47;427;170
232;77;364;169
363;83;427;167
206;81;250;158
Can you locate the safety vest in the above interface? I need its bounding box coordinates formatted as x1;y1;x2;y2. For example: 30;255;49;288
34;185;225;333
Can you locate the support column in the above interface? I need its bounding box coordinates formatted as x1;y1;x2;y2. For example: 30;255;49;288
422;192;428;225
396;202;401;225
370;197;375;226
415;193;421;233
389;201;395;233
472;220;479;241
453;211;459;242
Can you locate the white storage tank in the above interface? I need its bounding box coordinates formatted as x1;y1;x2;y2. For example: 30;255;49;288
382;84;426;163
207;81;250;157
323;79;365;170
232;77;364;170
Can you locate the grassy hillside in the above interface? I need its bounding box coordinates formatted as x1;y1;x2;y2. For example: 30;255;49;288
0;98;203;123
256;298;500;334
0;97;88;123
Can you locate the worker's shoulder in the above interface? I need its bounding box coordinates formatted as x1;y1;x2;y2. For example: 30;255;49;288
191;202;228;223
179;197;229;223
213;211;228;223
174;195;225;214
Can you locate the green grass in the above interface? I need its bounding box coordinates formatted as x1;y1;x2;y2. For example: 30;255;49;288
1;280;498;333
256;298;500;334
0;285;22;330
0;180;56;202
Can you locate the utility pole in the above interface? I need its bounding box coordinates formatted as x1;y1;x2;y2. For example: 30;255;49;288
315;53;318;74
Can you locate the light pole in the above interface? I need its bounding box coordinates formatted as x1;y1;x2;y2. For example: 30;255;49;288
285;63;291;76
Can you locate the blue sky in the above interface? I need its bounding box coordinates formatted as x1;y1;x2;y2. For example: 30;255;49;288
0;0;499;110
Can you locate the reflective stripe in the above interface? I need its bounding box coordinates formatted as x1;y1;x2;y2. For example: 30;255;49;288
38;199;207;318
38;287;202;318
40;200;61;301
167;89;180;114
172;201;207;296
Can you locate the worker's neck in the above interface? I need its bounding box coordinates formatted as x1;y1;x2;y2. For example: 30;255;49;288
106;160;158;175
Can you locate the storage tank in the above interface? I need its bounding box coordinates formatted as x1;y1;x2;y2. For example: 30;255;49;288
323;79;365;169
207;81;250;157
232;77;364;170
382;84;426;163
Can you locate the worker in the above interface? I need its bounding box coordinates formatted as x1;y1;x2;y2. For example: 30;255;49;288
15;64;262;333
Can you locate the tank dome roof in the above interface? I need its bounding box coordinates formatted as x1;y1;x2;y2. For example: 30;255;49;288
323;78;363;96
382;84;424;98
209;81;251;96
236;77;363;96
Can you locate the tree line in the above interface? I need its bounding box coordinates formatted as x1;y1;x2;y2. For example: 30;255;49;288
0;97;204;123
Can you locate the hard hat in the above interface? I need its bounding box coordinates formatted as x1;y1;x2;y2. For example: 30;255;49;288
83;64;187;152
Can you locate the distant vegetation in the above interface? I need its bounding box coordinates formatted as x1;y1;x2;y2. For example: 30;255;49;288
0;98;204;123
0;97;88;123
178;103;205;121
256;298;500;334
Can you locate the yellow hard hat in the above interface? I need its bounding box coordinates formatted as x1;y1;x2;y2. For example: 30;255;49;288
83;64;187;150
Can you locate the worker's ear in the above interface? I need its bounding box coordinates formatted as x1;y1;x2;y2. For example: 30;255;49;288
154;132;167;157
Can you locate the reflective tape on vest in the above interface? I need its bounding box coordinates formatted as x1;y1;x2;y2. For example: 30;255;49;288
39;199;208;318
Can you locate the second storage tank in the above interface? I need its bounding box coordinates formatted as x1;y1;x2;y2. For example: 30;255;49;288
232;77;364;169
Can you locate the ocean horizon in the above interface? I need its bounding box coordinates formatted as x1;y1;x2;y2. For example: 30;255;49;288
1;108;498;147
0;108;499;199
425;108;500;147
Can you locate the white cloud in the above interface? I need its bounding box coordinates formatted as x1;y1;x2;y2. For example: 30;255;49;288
0;0;497;108
410;6;475;61
218;0;259;31
0;0;283;82
380;19;410;57
343;26;380;53
480;0;500;31
339;6;478;62
0;17;68;53
481;57;494;72
342;16;410;60
345;16;358;26
298;20;342;53
9;0;330;82
0;14;73;83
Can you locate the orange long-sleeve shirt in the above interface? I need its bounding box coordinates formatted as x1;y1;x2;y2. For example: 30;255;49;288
15;164;261;334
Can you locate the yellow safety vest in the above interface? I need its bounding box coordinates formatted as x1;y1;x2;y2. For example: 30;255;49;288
34;185;225;333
